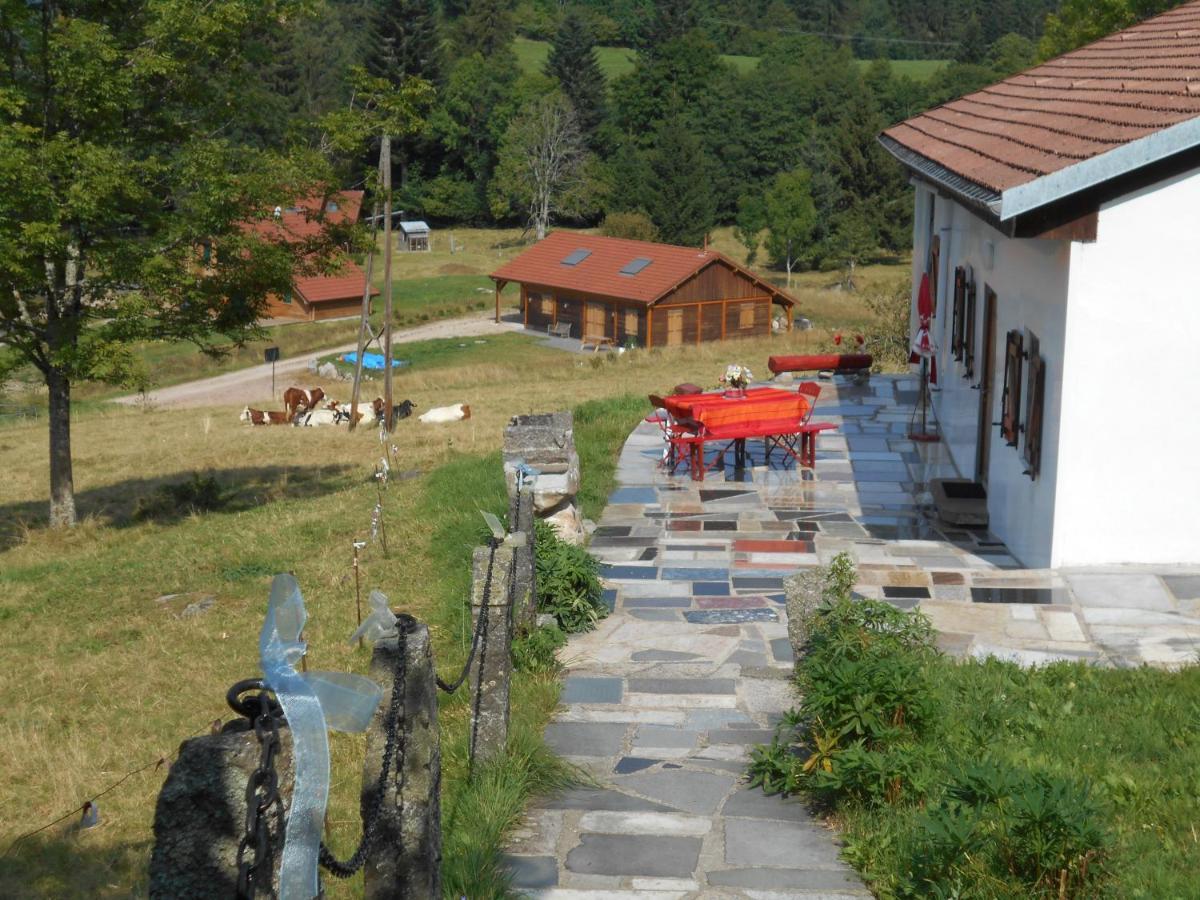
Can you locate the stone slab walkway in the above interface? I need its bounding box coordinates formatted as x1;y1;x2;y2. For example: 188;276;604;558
504;374;1200;898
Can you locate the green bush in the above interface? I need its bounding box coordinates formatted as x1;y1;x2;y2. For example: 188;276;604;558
534;519;607;633
512;624;567;675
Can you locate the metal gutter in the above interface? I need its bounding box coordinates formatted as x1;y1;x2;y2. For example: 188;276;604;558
999;117;1200;221
878;135;1003;218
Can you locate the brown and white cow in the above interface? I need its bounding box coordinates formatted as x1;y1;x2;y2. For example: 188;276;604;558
283;386;325;419
240;406;291;425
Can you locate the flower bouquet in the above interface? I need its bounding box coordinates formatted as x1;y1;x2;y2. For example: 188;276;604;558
719;363;753;398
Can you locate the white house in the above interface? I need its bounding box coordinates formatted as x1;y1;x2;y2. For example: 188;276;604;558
879;1;1200;569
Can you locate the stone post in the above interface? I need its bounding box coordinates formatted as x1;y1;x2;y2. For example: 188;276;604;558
362;618;442;899
503;412;584;544
468;541;515;764
150;725;294;899
509;489;537;635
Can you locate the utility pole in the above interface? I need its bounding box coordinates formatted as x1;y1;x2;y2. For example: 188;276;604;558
348;151;385;433
381;133;395;433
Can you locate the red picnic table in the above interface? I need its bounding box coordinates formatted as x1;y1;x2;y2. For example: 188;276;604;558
658;387;836;480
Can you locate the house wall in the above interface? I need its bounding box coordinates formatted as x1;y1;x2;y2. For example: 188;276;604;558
912;185;1072;568
262;291;309;320
1052;165;1200;566
309;297;364;321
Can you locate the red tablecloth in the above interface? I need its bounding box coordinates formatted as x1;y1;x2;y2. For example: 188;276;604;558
663;388;808;429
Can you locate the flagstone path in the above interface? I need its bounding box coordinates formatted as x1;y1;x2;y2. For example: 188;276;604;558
503;374;1200;898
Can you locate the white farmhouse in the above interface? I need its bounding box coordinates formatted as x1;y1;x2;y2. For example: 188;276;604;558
879;2;1200;569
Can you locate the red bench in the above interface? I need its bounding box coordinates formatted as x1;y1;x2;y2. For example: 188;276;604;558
768;354;873;377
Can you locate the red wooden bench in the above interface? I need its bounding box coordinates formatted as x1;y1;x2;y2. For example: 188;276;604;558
768;354;873;377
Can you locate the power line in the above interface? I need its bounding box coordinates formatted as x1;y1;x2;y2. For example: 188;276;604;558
709;17;961;48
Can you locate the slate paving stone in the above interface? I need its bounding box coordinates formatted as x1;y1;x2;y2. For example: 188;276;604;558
725;818;846;868
770;637;795;662
608;487;659;505
970;587;1059;605
1164;575;1200;601
693;581;732;595
684;608;779;624
707;867;866;892
708;728;778;744
543;787;674;812
592;526;632;537
565;833;701;878
638;548;659;560
544;723;627;757
502;854;559;889
883;585;931;599
625;597;693;608
732;576;786;589
615;770;737;815
630;609;681;622
599;564;659;580
721;787;815;822
614;756;661;775
633;726;701;750
662;567;731;581
685;709;757;729
1066;574;1177;611
696;596;769;609
630;649;702;662
561;677;624;705
702;521;738;531
727;649;769;667
600;588;617;612
628;677;737;695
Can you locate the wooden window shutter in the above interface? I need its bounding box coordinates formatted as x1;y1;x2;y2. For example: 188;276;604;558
1024;339;1045;479
738;303;755;329
951;268;965;360
963;280;976;378
928;235;940;318
1000;329;1023;446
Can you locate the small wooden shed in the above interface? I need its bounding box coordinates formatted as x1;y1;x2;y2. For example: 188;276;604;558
399;220;431;251
489;232;797;347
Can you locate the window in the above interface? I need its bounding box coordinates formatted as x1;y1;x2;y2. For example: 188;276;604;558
561;249;591;266
282;287;293;305
1023;333;1045;480
326;201;339;212
531;292;552;317
1000;329;1024;446
951;267;966;360
201;241;212;265
738;302;755;329
620;257;652;276
963;280;976;378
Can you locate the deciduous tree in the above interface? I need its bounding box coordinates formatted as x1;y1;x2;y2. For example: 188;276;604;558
763;169;817;286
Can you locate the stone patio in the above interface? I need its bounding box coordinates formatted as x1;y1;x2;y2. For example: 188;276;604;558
503;374;1200;898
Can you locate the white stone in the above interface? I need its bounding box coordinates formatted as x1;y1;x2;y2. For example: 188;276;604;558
577;811;711;836
546;501;586;545
1041;610;1087;642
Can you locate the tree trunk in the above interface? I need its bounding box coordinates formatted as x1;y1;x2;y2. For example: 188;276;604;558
786;239;793;288
47;367;77;527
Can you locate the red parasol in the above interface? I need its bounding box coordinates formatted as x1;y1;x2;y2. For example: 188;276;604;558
908;272;941;441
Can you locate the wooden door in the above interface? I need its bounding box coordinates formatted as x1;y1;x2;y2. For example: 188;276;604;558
666;308;683;346
585;301;605;338
624;308;639;343
975;287;998;485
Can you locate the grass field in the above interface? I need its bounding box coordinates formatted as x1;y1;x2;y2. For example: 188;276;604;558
515;36;945;82
0;327;866;897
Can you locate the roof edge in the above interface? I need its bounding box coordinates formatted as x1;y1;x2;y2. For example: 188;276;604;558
648;253;798;308
1000;116;1200;221
877;135;1002;217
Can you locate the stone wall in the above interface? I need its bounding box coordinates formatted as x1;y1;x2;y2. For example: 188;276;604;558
503;412;585;544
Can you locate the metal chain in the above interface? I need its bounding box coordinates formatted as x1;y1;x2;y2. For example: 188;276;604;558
318;616;412;878
234;684;284;900
435;539;498;694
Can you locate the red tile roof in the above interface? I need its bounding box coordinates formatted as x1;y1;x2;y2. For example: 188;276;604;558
489;231;794;306
881;1;1200;200
295;258;378;305
243;190;365;242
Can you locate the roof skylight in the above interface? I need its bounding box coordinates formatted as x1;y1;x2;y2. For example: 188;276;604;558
561;248;592;266
620;257;653;276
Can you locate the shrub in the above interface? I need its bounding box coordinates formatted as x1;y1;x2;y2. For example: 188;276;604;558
534;520;607;633
511;624;566;675
600;210;659;242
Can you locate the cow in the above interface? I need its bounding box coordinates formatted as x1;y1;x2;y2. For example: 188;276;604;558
296;408;343;426
418;403;471;424
283;386;325;419
240;406;290;425
371;397;416;425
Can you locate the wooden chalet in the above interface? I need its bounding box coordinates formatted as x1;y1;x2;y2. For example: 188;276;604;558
489;232;797;347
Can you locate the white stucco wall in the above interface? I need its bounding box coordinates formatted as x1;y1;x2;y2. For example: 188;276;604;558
1052;166;1200;566
910;185;1072;568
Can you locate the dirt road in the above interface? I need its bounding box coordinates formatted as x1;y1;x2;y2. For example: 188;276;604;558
113;314;522;409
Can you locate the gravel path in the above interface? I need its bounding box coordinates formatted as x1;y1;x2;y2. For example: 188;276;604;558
112;314;521;409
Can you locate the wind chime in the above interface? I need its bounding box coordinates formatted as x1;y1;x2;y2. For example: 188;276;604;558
908;272;941;443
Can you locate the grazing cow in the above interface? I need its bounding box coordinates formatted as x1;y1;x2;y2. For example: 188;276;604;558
240;406;290;425
418;403;470;424
371;397;416;424
283;386;325;419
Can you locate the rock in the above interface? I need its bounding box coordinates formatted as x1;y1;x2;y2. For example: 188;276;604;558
545;501;585;545
783;569;825;662
318;361;340;380
524;467;580;513
307;359;319;373
536;614;558;629
503;412;575;471
795;316;813;331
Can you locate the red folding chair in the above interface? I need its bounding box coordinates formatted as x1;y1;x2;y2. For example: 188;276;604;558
648;394;701;474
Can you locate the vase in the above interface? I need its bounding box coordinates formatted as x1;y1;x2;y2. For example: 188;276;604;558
723;387;747;399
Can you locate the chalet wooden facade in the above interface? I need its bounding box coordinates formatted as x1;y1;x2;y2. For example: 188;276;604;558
490;233;797;348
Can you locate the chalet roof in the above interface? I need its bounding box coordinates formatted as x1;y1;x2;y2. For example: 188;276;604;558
244;190;365;242
294;259;378;305
489;232;795;307
880;1;1200;221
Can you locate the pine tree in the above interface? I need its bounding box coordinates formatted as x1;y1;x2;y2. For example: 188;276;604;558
455;0;516;59
645;113;715;246
545;10;607;143
645;0;699;50
371;0;443;86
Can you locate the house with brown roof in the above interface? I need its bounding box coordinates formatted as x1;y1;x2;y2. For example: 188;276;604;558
489;232;797;348
249;191;379;322
879;1;1200;568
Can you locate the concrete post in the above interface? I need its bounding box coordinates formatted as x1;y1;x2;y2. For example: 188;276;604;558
362;618;442;899
468;541;514;764
509;490;537;635
150;726;293;899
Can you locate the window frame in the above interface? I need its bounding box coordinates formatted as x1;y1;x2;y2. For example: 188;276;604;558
1000;329;1024;446
951;267;966;360
963;279;977;379
1023;333;1045;479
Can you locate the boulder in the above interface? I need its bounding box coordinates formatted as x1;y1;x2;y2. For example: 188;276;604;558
544;501;585;545
317;361;340;380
